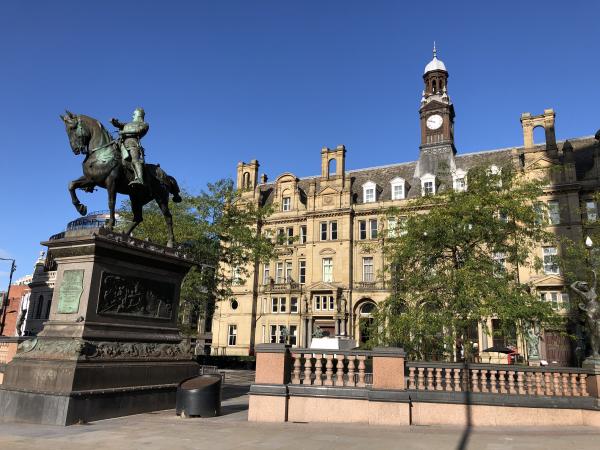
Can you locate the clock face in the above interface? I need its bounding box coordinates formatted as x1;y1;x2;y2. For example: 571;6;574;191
426;114;443;130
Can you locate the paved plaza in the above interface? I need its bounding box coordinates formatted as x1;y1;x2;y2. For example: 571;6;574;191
0;383;599;450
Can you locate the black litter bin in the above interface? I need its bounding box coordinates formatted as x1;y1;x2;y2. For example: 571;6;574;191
176;374;222;418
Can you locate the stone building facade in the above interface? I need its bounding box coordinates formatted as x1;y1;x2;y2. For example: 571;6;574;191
211;50;600;365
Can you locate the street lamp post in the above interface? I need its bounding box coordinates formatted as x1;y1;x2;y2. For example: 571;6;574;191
0;257;17;336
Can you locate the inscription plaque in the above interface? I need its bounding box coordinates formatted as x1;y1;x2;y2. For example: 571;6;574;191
98;272;175;319
58;269;84;314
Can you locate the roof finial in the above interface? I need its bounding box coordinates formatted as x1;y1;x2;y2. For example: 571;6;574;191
433;41;437;58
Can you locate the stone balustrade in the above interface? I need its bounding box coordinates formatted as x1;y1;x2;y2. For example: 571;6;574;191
290;350;372;387
250;344;600;426
406;362;590;397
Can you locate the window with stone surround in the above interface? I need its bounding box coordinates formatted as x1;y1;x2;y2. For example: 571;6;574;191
547;200;560;225
363;181;377;203
299;260;306;284
282;197;291;211
228;325;237;346
421;173;435;196
362;257;374;282
390;177;405;200
300;225;307;243
586;200;598;222
540;291;569;311
542;247;559;275
322;258;333;282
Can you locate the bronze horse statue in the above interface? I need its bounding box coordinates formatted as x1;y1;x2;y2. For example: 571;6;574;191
60;111;182;247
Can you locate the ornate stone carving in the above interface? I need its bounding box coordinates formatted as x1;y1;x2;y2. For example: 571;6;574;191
85;340;193;360
97;272;175;319
16;338;193;361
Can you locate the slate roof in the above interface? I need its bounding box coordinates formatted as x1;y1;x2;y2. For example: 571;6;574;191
256;135;598;206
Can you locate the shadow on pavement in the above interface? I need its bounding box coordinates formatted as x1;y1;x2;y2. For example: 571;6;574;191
456;361;472;450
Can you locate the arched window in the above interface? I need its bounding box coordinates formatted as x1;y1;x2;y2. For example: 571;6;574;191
360;302;376;315
432;80;437;93
533;126;546;145
328;158;337;177
242;172;251;189
356;299;377;345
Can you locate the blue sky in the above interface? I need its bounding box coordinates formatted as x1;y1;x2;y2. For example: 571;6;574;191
0;1;597;284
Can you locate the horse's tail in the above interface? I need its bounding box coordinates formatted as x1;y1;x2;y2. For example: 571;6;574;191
167;175;182;203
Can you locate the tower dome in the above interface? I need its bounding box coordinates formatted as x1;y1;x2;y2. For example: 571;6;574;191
424;42;447;74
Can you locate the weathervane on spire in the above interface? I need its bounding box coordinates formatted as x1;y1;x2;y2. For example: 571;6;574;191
433;41;437;58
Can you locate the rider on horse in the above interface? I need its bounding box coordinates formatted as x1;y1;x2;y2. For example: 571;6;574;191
111;107;148;186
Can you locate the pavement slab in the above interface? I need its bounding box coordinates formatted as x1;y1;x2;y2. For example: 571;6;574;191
1;385;599;450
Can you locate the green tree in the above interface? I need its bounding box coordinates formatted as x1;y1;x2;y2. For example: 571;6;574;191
372;165;561;360
118;179;274;335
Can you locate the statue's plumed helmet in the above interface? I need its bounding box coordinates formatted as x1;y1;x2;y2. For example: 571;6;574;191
133;107;145;119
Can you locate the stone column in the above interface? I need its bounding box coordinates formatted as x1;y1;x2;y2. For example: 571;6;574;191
334;317;340;336
307;317;313;348
341;316;347;336
249;343;291;422
583;359;600;399
254;343;292;385
372;347;406;390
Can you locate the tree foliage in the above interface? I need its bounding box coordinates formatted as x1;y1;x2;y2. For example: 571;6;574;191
118;179;274;334
372;165;561;360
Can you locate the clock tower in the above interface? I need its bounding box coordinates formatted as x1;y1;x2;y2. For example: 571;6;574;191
415;44;457;179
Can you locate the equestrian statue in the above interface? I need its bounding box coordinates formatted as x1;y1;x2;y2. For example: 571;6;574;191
60;108;182;247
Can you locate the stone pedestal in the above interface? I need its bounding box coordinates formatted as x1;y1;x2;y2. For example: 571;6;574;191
583;358;600;400
0;228;199;425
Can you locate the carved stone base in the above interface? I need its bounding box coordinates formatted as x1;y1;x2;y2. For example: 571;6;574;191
0;229;200;425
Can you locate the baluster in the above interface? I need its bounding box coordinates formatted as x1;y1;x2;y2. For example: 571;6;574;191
291;353;302;384
417;367;425;390
552;373;561;396
544;372;553;395
471;369;480;393
517;371;525;395
346;355;356;387
535;372;544;395
480;369;489;393
426;368;434;390
314;354;323;386
453;368;462;392
507;370;515;394
580;374;589;397
498;370;507;394
323;354;334;386
435;367;443;391
356;355;366;387
443;368;452;392
303;353;313;385
408;367;416;389
333;354;345;386
570;373;579;397
561;373;570;396
489;370;498;393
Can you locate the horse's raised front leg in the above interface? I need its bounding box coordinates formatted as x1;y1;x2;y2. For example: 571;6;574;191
156;195;175;248
68;176;94;216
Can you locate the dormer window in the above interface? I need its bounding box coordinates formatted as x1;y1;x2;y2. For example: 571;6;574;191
363;181;377;203
282;197;291;211
421;174;435;196
390;177;406;200
453;170;467;192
